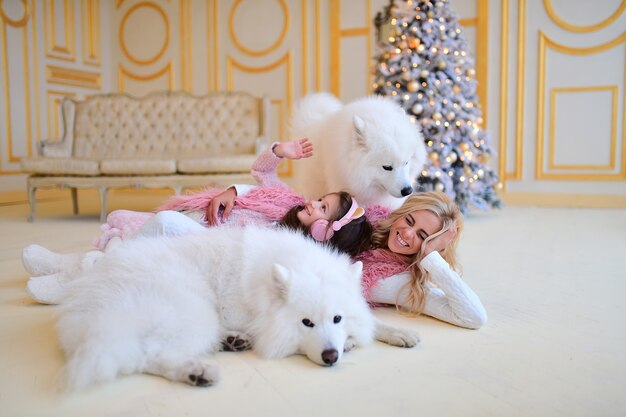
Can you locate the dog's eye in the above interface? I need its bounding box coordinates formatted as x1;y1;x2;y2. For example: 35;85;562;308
302;318;314;328
382;165;393;171
333;315;342;324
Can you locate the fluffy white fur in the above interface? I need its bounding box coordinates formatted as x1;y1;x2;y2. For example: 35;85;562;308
290;93;427;209
56;226;377;389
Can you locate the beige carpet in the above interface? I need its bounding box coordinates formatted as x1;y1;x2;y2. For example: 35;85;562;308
1;190;625;417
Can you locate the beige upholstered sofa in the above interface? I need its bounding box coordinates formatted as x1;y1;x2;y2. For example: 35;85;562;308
21;91;270;222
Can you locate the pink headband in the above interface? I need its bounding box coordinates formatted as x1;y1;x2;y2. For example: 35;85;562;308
332;198;365;232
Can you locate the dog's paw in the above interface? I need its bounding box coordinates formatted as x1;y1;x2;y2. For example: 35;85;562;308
221;331;252;352
343;337;357;353
184;362;220;387
375;320;420;348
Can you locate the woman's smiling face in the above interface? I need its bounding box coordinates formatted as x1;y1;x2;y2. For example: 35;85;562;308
387;209;443;255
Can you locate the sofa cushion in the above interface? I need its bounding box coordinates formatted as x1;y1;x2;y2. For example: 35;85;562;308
176;155;258;174
20;157;100;176
100;159;177;175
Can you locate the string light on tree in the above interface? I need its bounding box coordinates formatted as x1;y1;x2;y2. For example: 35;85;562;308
373;0;500;213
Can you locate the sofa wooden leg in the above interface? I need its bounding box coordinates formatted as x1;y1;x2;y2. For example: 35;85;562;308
27;184;37;222
99;186;109;223
71;188;78;215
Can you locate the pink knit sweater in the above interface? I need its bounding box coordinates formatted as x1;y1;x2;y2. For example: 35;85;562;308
358;205;413;302
93;146;304;250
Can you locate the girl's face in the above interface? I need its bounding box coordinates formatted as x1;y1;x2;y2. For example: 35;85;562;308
387;209;442;256
297;193;341;227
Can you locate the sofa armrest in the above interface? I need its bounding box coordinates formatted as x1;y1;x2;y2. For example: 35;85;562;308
40;96;76;158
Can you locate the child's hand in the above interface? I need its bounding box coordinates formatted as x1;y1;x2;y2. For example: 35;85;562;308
273;138;314;160
206;187;237;226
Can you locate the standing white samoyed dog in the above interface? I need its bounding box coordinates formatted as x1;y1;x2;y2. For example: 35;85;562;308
56;226;418;389
290;93;427;209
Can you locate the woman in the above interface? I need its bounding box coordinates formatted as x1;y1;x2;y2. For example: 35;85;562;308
359;192;487;329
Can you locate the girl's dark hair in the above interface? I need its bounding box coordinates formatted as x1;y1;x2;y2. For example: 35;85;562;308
279;191;372;257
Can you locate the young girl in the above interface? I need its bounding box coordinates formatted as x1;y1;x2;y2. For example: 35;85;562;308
23;138;372;303
358;192;487;329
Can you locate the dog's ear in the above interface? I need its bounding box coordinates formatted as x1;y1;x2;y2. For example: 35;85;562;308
353;115;368;149
271;263;291;301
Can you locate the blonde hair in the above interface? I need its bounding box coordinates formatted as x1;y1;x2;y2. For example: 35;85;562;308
370;191;464;314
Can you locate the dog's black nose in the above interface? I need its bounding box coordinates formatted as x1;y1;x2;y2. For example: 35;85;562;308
322;349;338;365
401;186;413;196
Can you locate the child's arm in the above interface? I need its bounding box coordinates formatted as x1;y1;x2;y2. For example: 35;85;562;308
251;138;313;187
206;138;313;224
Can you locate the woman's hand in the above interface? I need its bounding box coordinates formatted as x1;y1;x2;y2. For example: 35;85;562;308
273;138;314;160
422;224;457;256
206;187;237;226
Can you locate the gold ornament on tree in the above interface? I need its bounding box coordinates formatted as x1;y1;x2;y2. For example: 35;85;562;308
407;81;419;92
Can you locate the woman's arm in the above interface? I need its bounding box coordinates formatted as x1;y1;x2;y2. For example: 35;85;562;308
368;251;487;329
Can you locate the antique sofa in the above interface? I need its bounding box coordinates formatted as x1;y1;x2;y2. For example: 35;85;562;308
20;91;270;222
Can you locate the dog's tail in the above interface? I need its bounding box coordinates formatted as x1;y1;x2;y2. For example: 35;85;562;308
289;92;343;138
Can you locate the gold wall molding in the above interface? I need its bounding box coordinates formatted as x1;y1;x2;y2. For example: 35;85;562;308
501;191;626;208
208;0;218;90
1;0;34;167
0;0;31;27
544;0;626;33
46;65;101;89
82;0;100;66
301;0;307;95
180;0;192;92
44;0;75;62
228;0;289;57
536;31;626;181
118;62;174;92
226;52;293;111
549;86;618;171
499;0;526;190
46;90;76;139
119;1;169;66
329;0;371;97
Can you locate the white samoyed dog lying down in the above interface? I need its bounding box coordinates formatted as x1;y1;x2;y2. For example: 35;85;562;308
290;93;427;210
56;225;419;389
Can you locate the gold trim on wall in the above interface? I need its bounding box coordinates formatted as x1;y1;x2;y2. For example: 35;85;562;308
180;0;192;92
82;0;100;66
46;65;101;89
0;0;31;26
119;1;169;66
314;0;321;91
301;0;308;95
208;0;218;90
536;31;626;180
498;0;509;190
1;0;34;166
228;0;289;57
46;90;76;139
44;0;75;62
226;52;293;111
329;0;371;98
549;86;618;170
118;62;175;92
544;0;626;33
513;0;526;181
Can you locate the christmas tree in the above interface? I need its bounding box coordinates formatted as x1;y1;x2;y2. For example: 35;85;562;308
373;0;500;213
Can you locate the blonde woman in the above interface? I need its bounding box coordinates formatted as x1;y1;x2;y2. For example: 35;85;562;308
358;192;487;329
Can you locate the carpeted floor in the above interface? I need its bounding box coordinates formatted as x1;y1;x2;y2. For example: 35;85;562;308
1;190;625;417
